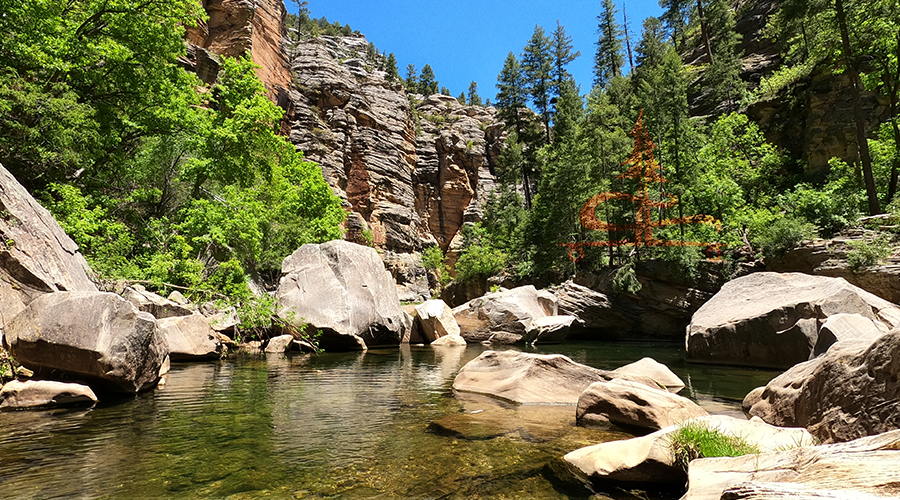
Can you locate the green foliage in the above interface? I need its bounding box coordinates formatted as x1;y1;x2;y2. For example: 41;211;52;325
421;245;450;285
453;224;508;283
847;234;893;271
670;422;760;471
612;261;642;294
753;215;818;260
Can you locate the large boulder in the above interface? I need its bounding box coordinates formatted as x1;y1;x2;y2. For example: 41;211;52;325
124;285;193;319
576;379;708;430
4;291;168;393
563;415;815;488
415;299;460;342
686;273;900;369
0;380;98;410
0;164;97;328
522;315;576;345
276;240;410;351
746;328;900;443
682;430;900;500
156;313;222;361
613;357;685;393
452;286;558;344
452;350;658;405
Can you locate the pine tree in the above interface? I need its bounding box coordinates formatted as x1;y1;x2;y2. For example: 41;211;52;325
659;0;690;50
550;20;581;97
418;64;439;95
595;0;624;88
385;53;399;82
467;81;483;106
457;92;466;104
522;25;554;144
704;0;745;108
405;64;418;91
495;52;528;135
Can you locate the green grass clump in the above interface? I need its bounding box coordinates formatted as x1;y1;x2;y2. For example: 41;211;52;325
670;422;760;470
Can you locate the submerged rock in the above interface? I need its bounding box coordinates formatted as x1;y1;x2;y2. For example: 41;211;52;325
747;328;900;443
682;429;900;499
276;240;411;351
452;350;658;405
5;291;168;393
0;380;98;410
686;273;900;369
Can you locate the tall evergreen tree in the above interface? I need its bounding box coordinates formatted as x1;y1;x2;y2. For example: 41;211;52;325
550;20;581;97
385;53;400;82
659;0;690;50
418;64;439;95
595;0;624;88
704;0;745;109
467;81;483;106
522;25;554;144
495;52;528;135
404;64;418;91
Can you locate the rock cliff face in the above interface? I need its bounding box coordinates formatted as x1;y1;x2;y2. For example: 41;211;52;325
188;0;504;300
281;35;503;300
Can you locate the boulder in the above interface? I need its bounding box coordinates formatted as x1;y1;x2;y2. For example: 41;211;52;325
156;313;221;361
264;334;295;353
4;291;168;393
452;286;558;344
682;430;900;500
452;350;658;405
431;334;467;347
522;315;576;345
563;415;815;488
415;299;460;342
613;357;685;393
813;313;884;356
124;285;193;319
276;240;410;351
686;273;900;369
0;164;97;328
747;328;900;443
0;380;98;410
576;379;708;430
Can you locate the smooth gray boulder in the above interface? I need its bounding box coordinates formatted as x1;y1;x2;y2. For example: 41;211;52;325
430;334;467;347
686;273;900;369
415;299;460;342
564;415;815;488
613;357;685;393
124;285;193;319
4;291;168;393
747;328;900;443
682;429;900;500
813;313;884;356
156;313;221;360
452;350;658;405
522;315;576;345
0;164;97;328
452;285;558;344
576;379;708;430
0;380;98;410
276;240;410;351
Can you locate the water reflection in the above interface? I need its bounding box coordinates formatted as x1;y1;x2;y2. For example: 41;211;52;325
0;342;780;499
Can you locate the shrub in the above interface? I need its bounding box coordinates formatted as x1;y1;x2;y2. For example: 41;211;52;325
753;215;818;260
670;422;760;471
846;234;893;271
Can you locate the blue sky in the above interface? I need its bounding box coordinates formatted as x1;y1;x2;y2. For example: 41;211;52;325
299;0;664;102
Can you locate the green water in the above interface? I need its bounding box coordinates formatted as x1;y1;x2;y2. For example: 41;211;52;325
0;342;779;499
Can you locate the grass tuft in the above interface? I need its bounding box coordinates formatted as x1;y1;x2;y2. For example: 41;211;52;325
670;422;760;470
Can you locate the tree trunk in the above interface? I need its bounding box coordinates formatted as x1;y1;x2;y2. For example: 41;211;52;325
835;0;881;214
696;0;714;64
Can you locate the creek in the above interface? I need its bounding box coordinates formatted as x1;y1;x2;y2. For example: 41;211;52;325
0;342;778;499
